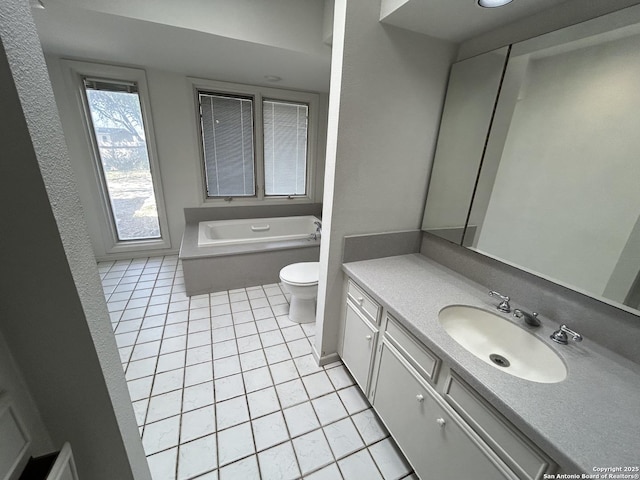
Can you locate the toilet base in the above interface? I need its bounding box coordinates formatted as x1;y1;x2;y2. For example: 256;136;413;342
288;296;316;324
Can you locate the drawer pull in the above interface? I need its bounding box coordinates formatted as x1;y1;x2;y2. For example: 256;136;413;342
357;297;364;305
365;335;372;341
436;417;446;427
416;394;424;402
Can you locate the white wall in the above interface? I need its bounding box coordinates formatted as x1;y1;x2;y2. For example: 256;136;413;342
316;0;456;359
476;34;640;296
46;57;328;260
0;2;150;478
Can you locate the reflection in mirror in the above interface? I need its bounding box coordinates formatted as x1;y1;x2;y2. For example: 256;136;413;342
422;47;509;245
465;8;640;311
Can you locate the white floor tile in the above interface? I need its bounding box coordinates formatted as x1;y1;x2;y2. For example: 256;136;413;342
369;438;411;480
281;325;305;342
352;409;388;445
181;405;215;443
216;396;249;430
116;319;143;334
185;362;213;387
247;387;280;419
269;360;299;385
252;411;289;452
239;350;267;371
305;462;343;480
323;418;364;459
168;301;189;314
157;351;186;373
231;310;254;325
231;300;251;313
339;449;382;480
213;355;241;379
287;338;313;357
257;442;300;480
147;447;177;480
294;354;322;376
143;415;180;455
211;314;233;329
292;428;334;475
119;345;134;363
218;454;259;480
142;315;168;330
152;368;185;396
326;365;355;390
236;334;262;354
255;318;279;333
337;386;369;415
276;379;309;409
302;371;335;399
160;335;187;355
217;422;255;466
182;381;214;412
243;366;273;393
312;392;349;426
177;434;217;480
211;326;235;343
249;297;269;309
283;402;320;437
186;345;212;366
166;311;189;324
187;331;211;349
211;304;232;317
235;321;258;338
212;339;237;359
147;390;183;423
271;303;290;316
133;398;149;426
252;306;274;320
228;291;248;303
189;307;211;321
126;357;157;381
264;344;291;365
128;376;154;402
259;330;285;347
214;373;245;402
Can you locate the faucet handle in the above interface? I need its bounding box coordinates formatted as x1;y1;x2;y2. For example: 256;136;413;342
550;325;583;344
489;291;511;313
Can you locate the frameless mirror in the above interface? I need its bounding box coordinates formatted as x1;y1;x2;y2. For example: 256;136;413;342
424;5;640;314
422;46;509;245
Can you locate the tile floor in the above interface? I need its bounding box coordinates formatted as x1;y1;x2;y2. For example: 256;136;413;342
99;255;417;480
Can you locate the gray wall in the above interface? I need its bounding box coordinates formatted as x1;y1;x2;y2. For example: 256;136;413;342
316;0;456;360
0;2;149;479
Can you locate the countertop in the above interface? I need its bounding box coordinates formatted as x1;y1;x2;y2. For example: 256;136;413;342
343;254;640;474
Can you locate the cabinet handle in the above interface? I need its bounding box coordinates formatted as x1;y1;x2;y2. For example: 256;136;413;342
416;394;424;402
365;335;372;341
436;418;446;427
357;297;364;306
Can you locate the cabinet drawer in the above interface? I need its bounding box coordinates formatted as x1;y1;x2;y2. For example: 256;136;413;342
374;342;515;480
347;280;381;325
342;301;378;393
385;315;440;384
444;374;556;480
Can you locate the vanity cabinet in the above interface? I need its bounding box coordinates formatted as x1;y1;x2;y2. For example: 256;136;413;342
374;341;514;480
340;278;557;480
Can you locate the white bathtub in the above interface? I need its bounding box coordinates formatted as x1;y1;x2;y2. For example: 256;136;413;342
197;215;320;247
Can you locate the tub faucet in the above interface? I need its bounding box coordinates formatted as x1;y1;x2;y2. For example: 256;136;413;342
310;220;322;241
550;325;583;345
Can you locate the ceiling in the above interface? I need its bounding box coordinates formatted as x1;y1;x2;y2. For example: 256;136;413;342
380;0;571;42
31;0;576;93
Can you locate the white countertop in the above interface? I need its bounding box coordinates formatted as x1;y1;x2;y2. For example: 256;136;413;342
343;254;640;474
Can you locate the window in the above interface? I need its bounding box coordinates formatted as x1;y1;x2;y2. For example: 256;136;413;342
194;79;318;203
83;79;162;241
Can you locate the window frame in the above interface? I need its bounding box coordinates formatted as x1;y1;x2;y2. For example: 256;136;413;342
190;78;319;205
63;60;171;254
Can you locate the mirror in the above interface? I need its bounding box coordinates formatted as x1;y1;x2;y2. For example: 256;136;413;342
424;5;640;314
422;47;509;245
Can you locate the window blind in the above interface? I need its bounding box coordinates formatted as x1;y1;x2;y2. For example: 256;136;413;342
200;93;255;197
263;100;308;196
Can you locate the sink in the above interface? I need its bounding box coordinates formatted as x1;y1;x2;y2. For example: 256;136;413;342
439;305;567;383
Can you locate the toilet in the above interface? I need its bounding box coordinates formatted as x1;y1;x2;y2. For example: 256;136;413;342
279;262;319;324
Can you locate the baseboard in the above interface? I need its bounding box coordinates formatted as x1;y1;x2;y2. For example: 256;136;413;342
312;347;340;367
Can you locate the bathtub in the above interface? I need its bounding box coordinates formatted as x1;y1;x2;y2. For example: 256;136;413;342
198;216;320;247
180;214;321;296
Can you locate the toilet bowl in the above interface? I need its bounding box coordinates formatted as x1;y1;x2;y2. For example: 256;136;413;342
279;262;319;324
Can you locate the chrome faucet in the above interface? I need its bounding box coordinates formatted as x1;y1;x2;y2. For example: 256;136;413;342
550;325;583;345
310;220;322;241
513;309;540;327
488;291;511;313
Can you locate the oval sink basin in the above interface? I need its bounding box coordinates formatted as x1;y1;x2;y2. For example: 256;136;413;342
439;305;567;383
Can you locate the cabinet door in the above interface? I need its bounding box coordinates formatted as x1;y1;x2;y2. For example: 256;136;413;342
342;301;378;393
373;342;514;480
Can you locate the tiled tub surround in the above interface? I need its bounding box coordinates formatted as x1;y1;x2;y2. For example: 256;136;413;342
342;254;640;474
99;256;415;480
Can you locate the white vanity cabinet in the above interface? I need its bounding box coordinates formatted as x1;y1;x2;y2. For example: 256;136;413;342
340;277;557;480
374;341;514;480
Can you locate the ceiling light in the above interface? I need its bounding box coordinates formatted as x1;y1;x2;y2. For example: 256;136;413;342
478;0;513;7
264;75;282;82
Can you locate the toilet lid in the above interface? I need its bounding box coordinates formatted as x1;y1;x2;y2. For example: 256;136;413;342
280;262;319;286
